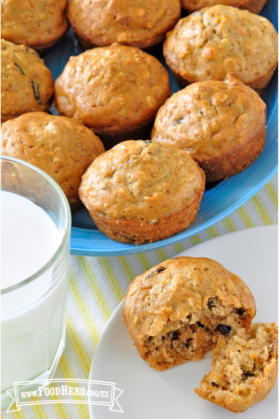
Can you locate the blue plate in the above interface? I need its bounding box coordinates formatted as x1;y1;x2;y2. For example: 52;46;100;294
44;1;278;256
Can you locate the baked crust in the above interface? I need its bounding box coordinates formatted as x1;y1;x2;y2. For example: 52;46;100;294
54;43;171;142
123;257;256;370
67;0;181;51
163;5;278;92
79;140;205;244
181;0;267;14
151;75;266;182
1;0;69;51
88;191;203;244
195;323;278;413
1;113;105;211
1;40;54;122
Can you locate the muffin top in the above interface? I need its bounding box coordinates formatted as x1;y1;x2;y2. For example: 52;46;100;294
67;0;180;49
151;74;266;160
163;5;278;85
79;140;205;222
1;113;105;203
1;40;54;122
124;257;256;339
181;0;266;14
1;0;69;48
55;43;171;133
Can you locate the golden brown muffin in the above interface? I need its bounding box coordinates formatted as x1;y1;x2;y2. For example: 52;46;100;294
67;0;181;51
1;113;105;211
195;323;278;413
54;43;171;149
1;0;69;54
1;40;54;123
181;0;267;14
123;257;256;371
151;74;266;182
79;141;205;244
163;5;278;93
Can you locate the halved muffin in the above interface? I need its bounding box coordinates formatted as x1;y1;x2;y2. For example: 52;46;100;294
195;322;278;413
123;257;256;370
163;5;278;93
79;141;205;244
151;74;266;182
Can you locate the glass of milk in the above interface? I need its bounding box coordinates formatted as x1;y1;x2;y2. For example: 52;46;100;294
1;156;71;409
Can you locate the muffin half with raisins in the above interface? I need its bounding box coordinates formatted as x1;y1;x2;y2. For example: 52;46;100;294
123;257;256;371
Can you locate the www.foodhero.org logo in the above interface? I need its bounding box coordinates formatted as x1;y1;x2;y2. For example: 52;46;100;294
20;384;110;399
6;379;123;413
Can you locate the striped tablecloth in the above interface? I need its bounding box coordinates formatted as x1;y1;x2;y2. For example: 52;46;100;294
3;174;278;419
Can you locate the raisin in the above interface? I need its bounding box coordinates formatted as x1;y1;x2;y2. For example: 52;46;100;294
197;322;204;328
211;382;218;387
146;266;166;279
207;297;216;309
14;63;25;75
147;336;152;342
242;371;254;380
30;81;40;101
237;308;245;315
205;326;211;333
216;324;231;335
172;330;180;341
185;338;192;348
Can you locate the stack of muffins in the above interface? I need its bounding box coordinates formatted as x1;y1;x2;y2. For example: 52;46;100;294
1;0;278;245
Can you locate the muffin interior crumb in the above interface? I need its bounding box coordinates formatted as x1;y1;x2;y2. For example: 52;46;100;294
197;323;278;398
143;297;251;370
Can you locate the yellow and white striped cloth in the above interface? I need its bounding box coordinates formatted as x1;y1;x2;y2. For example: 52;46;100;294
2;174;277;419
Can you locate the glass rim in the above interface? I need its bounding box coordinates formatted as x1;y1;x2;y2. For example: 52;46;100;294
1;156;71;295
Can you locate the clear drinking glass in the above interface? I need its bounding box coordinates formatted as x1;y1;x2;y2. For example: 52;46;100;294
1;156;71;409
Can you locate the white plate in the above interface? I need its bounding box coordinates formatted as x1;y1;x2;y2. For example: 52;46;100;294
89;226;278;418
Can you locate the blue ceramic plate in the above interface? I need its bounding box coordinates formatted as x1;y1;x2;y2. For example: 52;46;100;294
45;1;278;256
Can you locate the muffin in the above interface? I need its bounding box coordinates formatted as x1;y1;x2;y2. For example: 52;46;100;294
195;323;278;413
54;43;171;149
123;257;256;371
1;0;69;55
67;0;181;51
151;74;266;182
78;141;205;244
163;5;278;93
181;0;267;14
1;40;54;122
1;113;105;211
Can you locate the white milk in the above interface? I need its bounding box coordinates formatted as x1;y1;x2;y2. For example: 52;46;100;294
1;191;61;289
1;191;69;399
